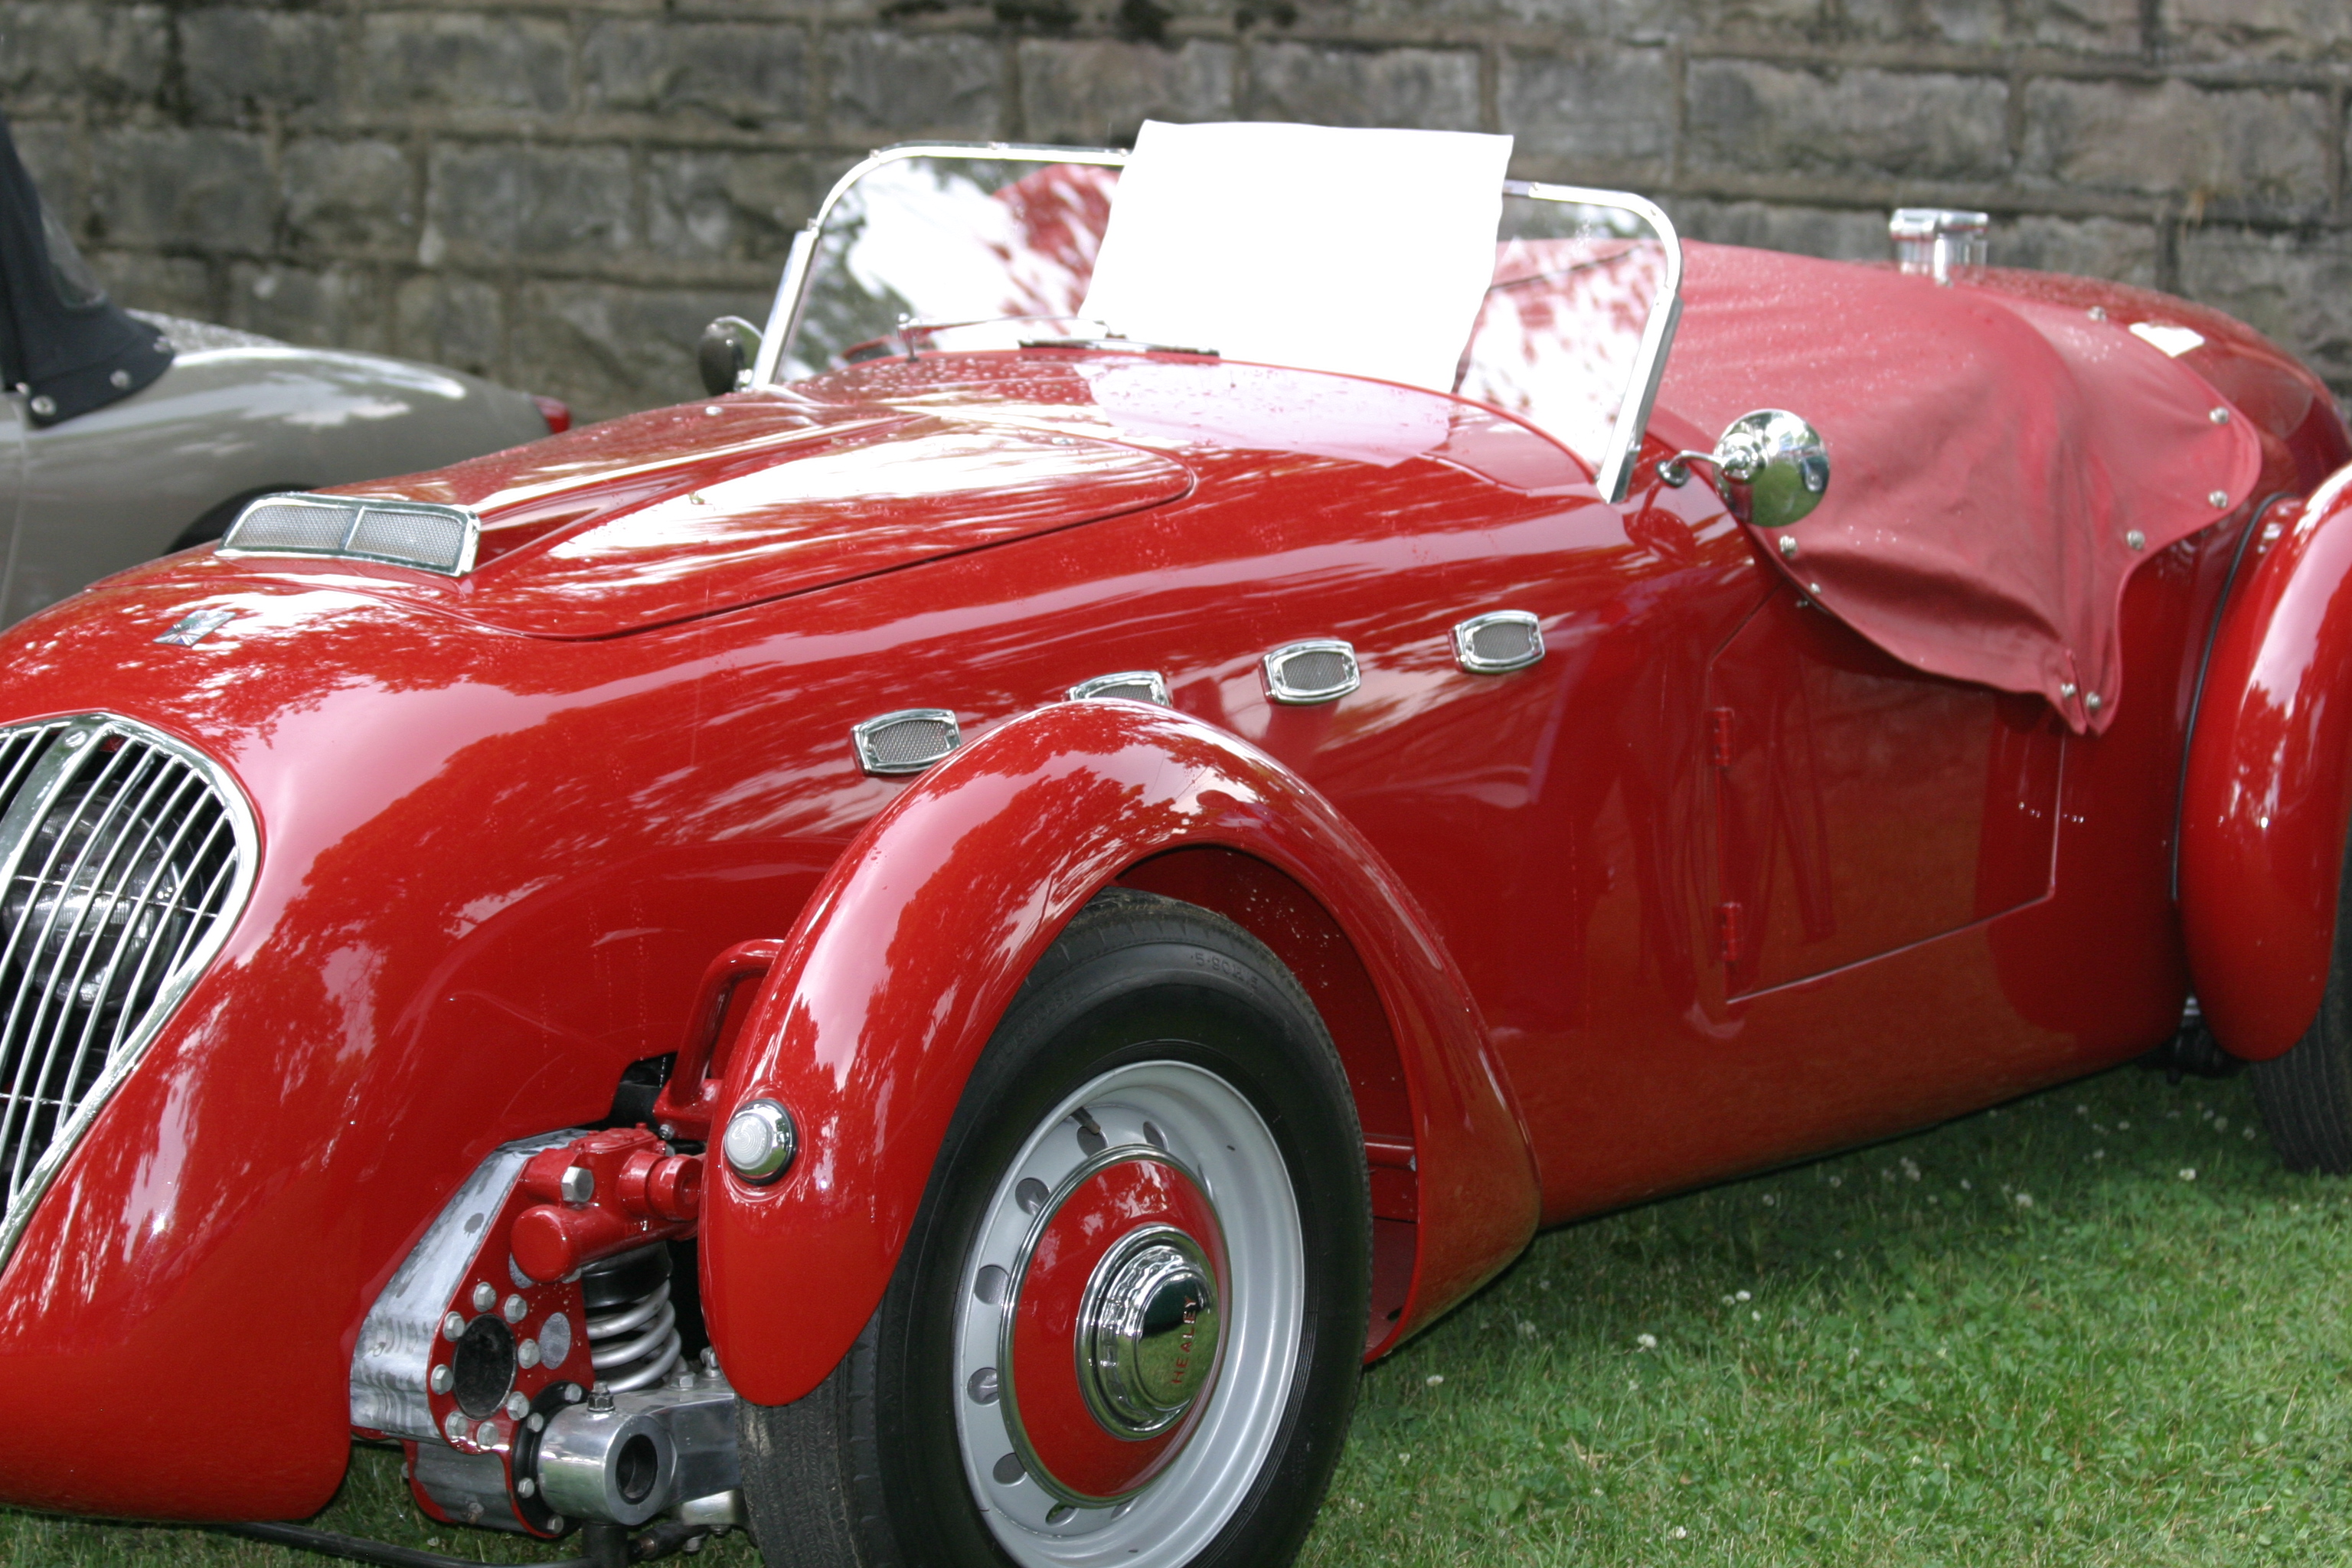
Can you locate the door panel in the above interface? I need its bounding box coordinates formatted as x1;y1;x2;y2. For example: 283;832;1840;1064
1707;586;2061;998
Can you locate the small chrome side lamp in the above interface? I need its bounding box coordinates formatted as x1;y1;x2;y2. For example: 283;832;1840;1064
1890;208;1989;286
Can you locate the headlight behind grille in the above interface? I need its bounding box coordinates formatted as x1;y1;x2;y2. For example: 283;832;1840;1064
0;716;255;1271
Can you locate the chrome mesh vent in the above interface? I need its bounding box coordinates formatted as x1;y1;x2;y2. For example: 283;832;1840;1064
230;500;347;554
852;710;962;776
0;716;256;1267
1263;641;1361;706
1067;671;1171;706
222;492;480;576
1452;610;1545;675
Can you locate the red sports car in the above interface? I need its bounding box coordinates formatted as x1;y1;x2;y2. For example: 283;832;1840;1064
0;136;2345;1568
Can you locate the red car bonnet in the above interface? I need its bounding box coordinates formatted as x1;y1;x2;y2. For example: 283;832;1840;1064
1658;243;2262;733
320;397;1195;638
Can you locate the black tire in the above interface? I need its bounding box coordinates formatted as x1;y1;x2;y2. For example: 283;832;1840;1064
2252;835;2352;1171
738;889;1370;1568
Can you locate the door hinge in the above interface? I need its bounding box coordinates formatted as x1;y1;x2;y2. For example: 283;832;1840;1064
1707;707;1735;767
1715;900;1745;964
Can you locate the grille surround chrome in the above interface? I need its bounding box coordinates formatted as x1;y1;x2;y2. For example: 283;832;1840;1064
1452;610;1545;675
1262;640;1361;706
220;492;481;577
0;714;258;1276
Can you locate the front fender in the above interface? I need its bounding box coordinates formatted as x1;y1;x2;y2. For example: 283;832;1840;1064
2182;471;2352;1058
701;701;1540;1406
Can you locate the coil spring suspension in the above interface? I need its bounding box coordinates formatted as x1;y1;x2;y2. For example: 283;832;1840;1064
581;1243;683;1393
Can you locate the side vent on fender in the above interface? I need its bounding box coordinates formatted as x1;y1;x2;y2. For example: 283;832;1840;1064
1067;671;1171;706
221;492;481;577
0;715;257;1272
1262;641;1361;706
853;709;962;776
1452;611;1545;675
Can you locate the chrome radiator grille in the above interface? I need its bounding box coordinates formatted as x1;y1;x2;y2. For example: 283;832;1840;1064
0;716;255;1266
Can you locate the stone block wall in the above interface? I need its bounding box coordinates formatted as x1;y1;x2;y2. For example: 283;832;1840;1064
3;0;2346;419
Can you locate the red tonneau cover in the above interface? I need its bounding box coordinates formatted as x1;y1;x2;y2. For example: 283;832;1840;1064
1655;243;2262;733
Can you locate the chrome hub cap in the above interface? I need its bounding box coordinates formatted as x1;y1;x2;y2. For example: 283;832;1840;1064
952;1060;1302;1568
1081;1230;1219;1437
995;1145;1228;1504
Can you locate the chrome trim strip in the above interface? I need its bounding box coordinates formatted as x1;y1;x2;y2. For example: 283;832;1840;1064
1451;609;1546;675
1067;671;1172;707
749;226;816;389
851;708;963;776
0;714;260;1278
219;492;482;577
1262;640;1361;706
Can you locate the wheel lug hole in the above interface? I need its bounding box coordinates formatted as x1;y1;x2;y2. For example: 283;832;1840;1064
974;1265;1008;1305
968;1367;1000;1405
992;1452;1026;1486
1015;1178;1050;1213
1046;1504;1075;1525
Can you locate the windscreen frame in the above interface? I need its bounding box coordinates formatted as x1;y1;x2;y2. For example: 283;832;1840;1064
757;142;1683;503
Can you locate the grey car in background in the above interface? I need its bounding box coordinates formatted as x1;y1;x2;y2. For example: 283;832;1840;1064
0;111;563;627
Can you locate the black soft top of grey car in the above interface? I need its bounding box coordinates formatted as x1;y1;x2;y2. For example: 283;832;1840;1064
0;110;171;427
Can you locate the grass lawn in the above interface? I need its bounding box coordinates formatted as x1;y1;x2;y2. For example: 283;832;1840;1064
9;1057;2344;1566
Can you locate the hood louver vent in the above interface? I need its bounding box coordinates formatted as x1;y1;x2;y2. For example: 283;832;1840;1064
0;716;256;1270
221;492;480;576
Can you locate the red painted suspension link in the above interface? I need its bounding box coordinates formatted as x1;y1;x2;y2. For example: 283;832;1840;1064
509;1128;703;1282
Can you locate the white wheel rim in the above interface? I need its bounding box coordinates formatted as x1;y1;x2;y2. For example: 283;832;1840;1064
951;1059;1303;1568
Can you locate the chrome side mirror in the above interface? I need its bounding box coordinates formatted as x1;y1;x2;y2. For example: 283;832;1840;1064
1659;408;1829;530
697;316;763;397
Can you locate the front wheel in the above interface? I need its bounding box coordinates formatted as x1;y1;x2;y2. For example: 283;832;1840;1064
739;890;1370;1568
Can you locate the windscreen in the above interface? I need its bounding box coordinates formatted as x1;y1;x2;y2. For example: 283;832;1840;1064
782;155;1121;379
1456;196;1674;480
776;149;1677;492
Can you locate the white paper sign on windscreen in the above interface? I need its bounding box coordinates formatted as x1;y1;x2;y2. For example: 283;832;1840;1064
1080;121;1514;394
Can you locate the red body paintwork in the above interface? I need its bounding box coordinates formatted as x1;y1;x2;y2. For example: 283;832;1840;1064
701;701;1539;1402
2181;476;2352;1059
332;408;1197;636
0;248;2343;1524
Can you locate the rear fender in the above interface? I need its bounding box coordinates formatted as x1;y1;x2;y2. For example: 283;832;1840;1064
2182;471;2352;1058
700;701;1540;1406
